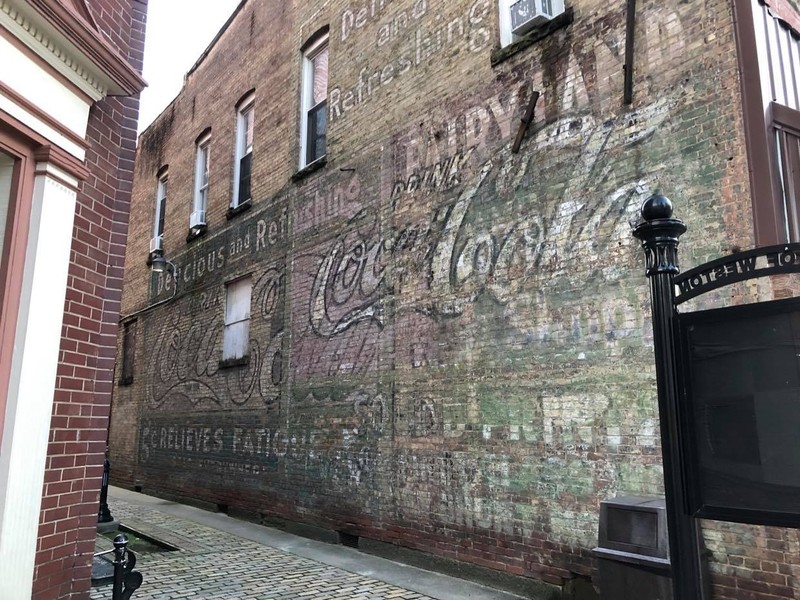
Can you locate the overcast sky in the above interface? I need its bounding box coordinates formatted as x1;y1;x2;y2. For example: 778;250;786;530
138;0;242;133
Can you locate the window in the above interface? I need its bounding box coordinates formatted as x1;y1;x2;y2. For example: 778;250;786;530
119;320;136;385
0;151;15;265
192;132;210;230
498;0;566;47
733;0;800;245
151;170;167;253
772;103;800;241
233;96;254;208
498;0;515;47
300;33;328;168
222;276;251;362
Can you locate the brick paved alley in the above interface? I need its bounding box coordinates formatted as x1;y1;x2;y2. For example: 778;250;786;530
90;488;527;600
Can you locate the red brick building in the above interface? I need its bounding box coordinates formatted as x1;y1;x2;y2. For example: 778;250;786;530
0;1;146;598
114;0;800;597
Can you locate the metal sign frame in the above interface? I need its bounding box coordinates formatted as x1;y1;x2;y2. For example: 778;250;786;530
674;243;800;304
632;199;800;599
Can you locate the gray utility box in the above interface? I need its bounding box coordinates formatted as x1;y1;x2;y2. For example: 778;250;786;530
592;496;673;600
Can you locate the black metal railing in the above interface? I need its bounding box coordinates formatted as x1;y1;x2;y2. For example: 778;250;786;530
94;535;142;600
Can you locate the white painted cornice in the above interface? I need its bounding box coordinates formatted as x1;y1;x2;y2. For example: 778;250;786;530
0;0;145;100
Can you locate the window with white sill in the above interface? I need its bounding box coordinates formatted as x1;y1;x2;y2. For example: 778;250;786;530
233;97;254;209
300;34;328;168
192;133;210;229
151;171;167;253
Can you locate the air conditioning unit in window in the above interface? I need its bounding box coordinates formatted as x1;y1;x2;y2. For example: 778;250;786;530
190;210;206;229
510;0;565;35
149;235;163;253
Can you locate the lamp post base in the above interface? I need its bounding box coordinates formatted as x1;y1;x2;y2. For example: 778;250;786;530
97;519;120;534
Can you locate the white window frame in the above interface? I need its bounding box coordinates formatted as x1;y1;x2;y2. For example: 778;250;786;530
192;133;210;228
299;34;328;169
151;171;167;252
222;275;252;361
232;95;254;208
498;0;515;47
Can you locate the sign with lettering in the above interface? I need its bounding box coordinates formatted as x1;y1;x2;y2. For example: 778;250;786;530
674;243;800;304
149;201;290;301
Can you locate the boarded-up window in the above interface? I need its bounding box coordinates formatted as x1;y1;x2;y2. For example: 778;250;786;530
773;103;800;241
120;320;136;385
223;276;251;360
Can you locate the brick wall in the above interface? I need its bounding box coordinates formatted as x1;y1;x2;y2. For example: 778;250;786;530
112;0;800;597
31;1;147;598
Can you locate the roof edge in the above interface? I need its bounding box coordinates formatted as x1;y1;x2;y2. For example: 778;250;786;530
186;0;249;78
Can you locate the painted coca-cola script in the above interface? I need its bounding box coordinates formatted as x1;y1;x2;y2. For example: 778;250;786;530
309;96;673;338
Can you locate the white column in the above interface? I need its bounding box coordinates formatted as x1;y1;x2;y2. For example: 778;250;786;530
0;162;78;599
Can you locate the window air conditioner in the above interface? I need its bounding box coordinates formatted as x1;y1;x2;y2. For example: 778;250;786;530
149;235;163;253
510;0;565;36
190;210;207;229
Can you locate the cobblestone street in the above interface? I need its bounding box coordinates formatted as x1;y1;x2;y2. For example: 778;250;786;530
90;488;525;600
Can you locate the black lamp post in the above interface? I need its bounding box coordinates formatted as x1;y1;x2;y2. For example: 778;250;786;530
97;448;114;524
148;254;178;305
99;254;176;528
149;254;170;273
632;194;706;600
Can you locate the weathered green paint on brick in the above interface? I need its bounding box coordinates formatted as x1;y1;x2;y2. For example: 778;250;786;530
111;0;800;597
